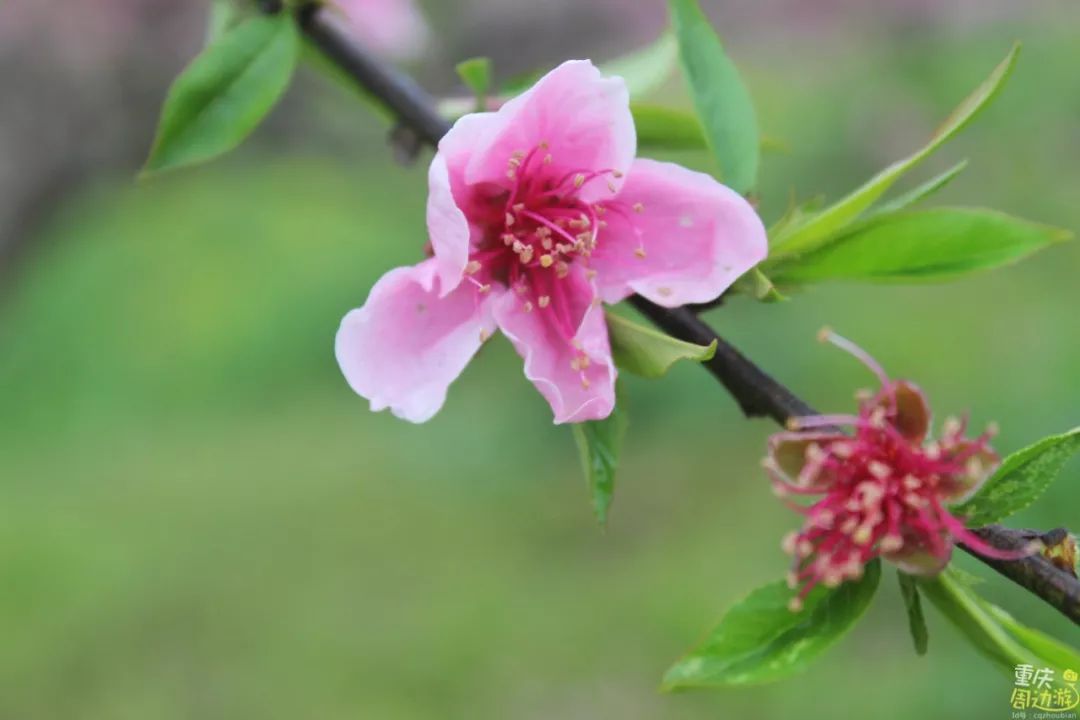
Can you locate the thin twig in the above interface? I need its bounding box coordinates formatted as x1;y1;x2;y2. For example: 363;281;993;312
290;3;1080;626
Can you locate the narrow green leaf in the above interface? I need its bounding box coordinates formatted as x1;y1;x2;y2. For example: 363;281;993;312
865;160;969;218
768;208;1070;284
953;427;1080;527
985;603;1080;671
606;312;716;379
772;43;1020;254
897;572;929;656
572;403;628;525
144;14;300;175
600;32;678;99
455;57;493;112
919;568;1080;674
663;560;880;689
768;195;825;243
668;0;759;193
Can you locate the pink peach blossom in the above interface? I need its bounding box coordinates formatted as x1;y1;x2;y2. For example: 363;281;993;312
765;329;1034;611
330;0;429;59
336;60;767;424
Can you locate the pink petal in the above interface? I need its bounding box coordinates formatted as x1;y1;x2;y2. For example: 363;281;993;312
590;159;767;307
427;153;470;295
493;268;616;424
464;60;635;203
427;112;498;295
330;0;429;60
335;259;497;423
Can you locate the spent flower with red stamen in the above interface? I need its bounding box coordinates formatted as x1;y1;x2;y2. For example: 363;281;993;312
336;60;767;423
765;328;1035;611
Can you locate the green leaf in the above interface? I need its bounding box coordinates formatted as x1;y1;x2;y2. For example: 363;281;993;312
772;43;1020;254
668;0;759;193
768;208;1070;284
205;0;240;46
632;104;784;154
572;403;628;525
632;104;708;150
897;572;929;656
606;312;716;378
865;160;968;219
600;32;678;98
731;267;786;302
663;560;880;689
918;568;1080;674
953;427;1080;527
455;57;493;112
144;14;300;175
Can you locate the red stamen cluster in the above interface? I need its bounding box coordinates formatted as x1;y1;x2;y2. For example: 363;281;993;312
764;329;1031;611
464;144;641;336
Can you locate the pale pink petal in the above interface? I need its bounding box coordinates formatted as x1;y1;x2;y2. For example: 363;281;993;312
493;269;616;424
335;259;497;423
331;0;429;60
426;153;470;295
427;112;509;294
464;60;635;203
590;159;768;307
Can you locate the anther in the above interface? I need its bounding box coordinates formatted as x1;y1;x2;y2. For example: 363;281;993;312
573;174;585;188
633;202;644;213
782;532;798;555
634;247;647;259
867;461;891;480
465;260;482;274
538;295;551;308
880;535;904;553
539;254;554;268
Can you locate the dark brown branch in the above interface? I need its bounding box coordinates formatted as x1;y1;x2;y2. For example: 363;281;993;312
292;3;1080;626
964;526;1080;623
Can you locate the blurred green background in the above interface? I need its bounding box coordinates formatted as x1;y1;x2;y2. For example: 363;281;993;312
1;1;1079;718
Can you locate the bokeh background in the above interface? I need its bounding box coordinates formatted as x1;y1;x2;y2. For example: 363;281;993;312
1;0;1078;717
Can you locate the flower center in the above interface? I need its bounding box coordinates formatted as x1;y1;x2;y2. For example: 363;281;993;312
464;143;626;306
